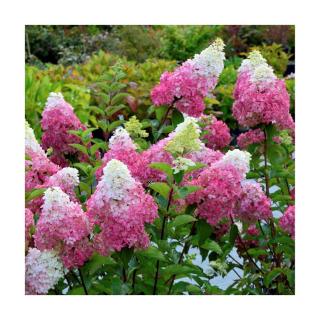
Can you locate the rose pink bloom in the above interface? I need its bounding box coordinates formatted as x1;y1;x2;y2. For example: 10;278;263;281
186;163;242;226
232;71;295;133
203;117;231;149
34;187;92;268
235;181;272;223
87;160;158;255
151;62;216;118
237;128;265;149
279;205;295;239
41;93;90;166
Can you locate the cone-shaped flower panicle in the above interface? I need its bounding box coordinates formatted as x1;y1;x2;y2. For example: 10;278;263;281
25;248;64;295
279;205;295;239
87;159;158;255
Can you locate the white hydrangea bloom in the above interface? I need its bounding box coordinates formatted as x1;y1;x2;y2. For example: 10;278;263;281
45;92;66;110
238;50;276;84
49;167;80;186
42;187;71;216
174;115;201;135
109;127;137;150
192;38;225;78
172;157;196;174
25;248;64;294
25;121;46;157
102;159;135;200
217;149;251;178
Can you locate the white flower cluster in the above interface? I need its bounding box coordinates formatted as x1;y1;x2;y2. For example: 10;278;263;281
217;149;251;178
172;157;196;174
192;38;226;78
25;121;46;157
50;167;80;186
109;127;137;150
102;159;135;200
174;115;202;136
45;92;67;110
239;50;276;84
25;248;64;294
42;187;71;216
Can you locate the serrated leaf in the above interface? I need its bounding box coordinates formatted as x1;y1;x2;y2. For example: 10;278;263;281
111;93;129;105
201;240;222;255
149;162;173;178
264;268;283;287
25;188;46;202
172;215;197;228
136;246;166;261
149;182;171;199
69;143;88;156
173;185;201;200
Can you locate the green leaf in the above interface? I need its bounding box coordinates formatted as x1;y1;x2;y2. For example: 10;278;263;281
173;185;201;200
186;284;202;294
149;162;173;178
173;171;184;184
69;143;88;156
106;104;127;117
68;287;85;295
163;265;196;277
264;268;283;287
155;105;167;122
84;254;116;275
172;109;184;127
25;188;46;202
247;248;268;257
108;119;125;132
149;182;171;199
196;219;212;245
201;240;222;255
183;162;206;174
172;215;197;228
229;224;239;246
111;93;129;105
73;163;90;175
136;246;166;261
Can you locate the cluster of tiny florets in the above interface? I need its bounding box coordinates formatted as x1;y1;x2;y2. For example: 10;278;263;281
41;92;88;166
87;160;158;255
151;39;225;117
237;128;265;149
203;117;231;150
279;205;295;239
25;248;64;295
232;51;294;133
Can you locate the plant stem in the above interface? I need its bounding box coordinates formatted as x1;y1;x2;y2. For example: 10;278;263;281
167;218;198;294
152;188;174;295
132;269;137;293
230;216;263;273
263;128;270;197
78;268;88;295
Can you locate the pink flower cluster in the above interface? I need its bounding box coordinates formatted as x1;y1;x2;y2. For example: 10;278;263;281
34;187;92;269
96;127;147;183
186;163;242;226
237;128;265;149
232;52;294;132
41;93;88;166
88;160;158;255
279;205;295;239
235;181;272;223
151;62;216;117
203;117;231;149
151;39;225;117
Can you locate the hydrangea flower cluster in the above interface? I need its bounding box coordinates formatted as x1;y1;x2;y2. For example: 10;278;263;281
25;121;60;191
124;115;149;138
237;128;265;149
203;117;231;150
186;163;242;226
164;116;203;156
41;92;88;166
172;157;196;174
25;248;64;295
232;51;294;132
279;205;295;239
28;167;80;214
34;187;92;268
151;39;225;117
215;149;251;178
96;127;146;183
235;181;272;223
87;160;158;255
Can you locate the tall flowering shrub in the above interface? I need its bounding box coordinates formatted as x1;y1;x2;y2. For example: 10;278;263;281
25;43;295;295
